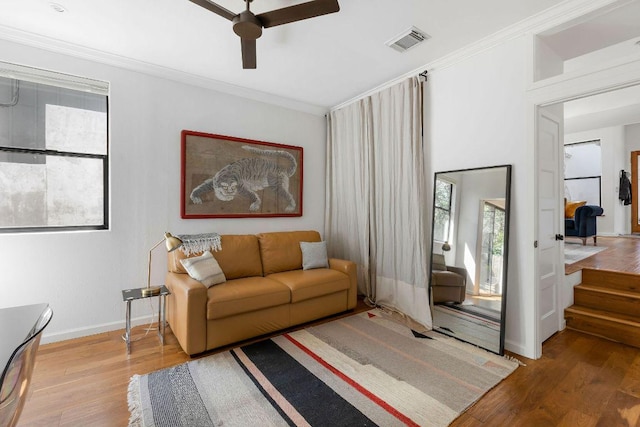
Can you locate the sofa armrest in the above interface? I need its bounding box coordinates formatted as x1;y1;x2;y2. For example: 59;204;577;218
446;266;468;285
575;205;603;220
329;258;357;309
165;272;208;356
574;205;603;235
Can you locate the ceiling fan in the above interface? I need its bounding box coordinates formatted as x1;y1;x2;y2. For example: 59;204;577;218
189;0;340;69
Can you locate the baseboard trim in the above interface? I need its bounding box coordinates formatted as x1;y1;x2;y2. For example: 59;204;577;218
504;338;531;359
560;319;567;331
40;314;156;344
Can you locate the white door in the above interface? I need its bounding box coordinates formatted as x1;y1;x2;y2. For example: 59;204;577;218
537;107;563;347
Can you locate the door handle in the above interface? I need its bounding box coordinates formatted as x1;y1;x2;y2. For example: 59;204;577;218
555;234;564;241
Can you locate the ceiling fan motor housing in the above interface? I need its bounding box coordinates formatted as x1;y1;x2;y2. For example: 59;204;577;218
233;11;262;39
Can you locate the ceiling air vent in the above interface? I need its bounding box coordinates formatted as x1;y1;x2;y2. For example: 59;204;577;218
386;27;430;53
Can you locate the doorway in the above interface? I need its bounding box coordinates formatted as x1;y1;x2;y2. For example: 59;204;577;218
534;82;640;358
632;151;640;233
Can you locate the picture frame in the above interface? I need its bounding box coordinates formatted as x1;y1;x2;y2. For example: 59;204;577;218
181;130;303;218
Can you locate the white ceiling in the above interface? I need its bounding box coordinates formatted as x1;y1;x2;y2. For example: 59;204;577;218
0;0;564;110
565;85;640;119
539;0;640;59
564;84;640;133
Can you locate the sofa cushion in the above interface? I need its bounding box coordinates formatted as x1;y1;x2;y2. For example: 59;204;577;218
432;271;465;287
212;235;264;279
206;276;290;320
267;269;350;303
258;230;321;275
169;234;263;280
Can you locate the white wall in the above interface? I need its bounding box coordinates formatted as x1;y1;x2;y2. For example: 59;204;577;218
626;123;640;152
565;126;627;235
534;36;564;81
0;39;326;343
427;36;533;357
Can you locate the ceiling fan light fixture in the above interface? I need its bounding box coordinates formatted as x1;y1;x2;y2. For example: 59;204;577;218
386;26;430;53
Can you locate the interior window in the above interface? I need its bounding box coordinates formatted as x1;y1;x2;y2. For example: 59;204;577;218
564;139;602;206
0;63;109;232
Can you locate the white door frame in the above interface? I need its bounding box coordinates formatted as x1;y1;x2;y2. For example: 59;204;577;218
529;51;640;358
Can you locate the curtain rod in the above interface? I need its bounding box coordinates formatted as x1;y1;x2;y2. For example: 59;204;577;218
331;68;429;112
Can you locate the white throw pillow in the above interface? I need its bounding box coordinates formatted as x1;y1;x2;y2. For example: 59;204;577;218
300;241;329;270
180;251;226;288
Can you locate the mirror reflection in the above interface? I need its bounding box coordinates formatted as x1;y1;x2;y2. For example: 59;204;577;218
429;165;511;354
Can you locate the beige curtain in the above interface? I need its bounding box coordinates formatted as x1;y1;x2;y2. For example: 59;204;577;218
325;77;431;328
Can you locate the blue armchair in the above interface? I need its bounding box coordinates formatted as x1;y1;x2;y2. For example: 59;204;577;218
565;205;603;245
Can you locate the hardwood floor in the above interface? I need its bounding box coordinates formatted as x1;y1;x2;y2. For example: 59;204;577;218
454;236;640;425
565;236;640;275
18;240;640;426
20;315;640;427
18;304;371;426
452;328;640;426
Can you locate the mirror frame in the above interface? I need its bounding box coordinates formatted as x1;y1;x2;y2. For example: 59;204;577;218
428;164;512;355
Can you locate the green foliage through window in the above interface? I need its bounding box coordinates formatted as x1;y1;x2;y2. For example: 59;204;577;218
434;179;452;242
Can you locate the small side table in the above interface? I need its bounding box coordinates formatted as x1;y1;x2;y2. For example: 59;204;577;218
121;286;170;354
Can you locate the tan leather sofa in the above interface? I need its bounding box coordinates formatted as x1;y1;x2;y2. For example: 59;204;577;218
165;230;357;356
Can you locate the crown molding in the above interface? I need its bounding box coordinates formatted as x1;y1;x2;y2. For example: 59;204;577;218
331;0;627;112
0;24;328;117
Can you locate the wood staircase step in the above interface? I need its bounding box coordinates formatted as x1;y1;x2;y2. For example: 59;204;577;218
581;268;640;293
574;284;640;317
565;305;640;348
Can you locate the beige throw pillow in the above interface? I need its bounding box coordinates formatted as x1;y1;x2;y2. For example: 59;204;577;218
300;241;329;270
180;251;226;287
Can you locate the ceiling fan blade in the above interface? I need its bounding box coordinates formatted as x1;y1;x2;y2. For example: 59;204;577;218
188;0;236;21
257;0;339;28
241;38;257;69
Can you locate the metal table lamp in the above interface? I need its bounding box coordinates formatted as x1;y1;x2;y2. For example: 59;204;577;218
144;232;183;297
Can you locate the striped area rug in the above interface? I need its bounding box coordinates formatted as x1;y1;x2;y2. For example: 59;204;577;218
128;309;518;426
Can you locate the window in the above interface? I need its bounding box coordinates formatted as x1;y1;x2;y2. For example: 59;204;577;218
564;139;601;206
479;201;505;296
434;178;453;242
0;62;109;232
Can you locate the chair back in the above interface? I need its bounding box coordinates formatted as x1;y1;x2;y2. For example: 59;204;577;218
0;305;52;427
432;253;447;271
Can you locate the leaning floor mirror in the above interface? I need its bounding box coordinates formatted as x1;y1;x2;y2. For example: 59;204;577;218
429;165;511;355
